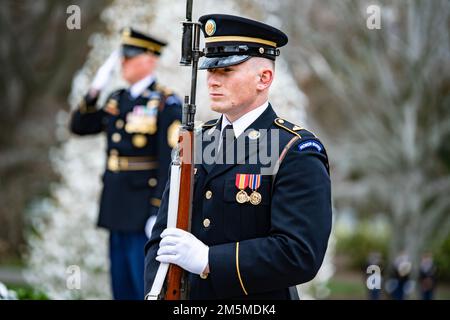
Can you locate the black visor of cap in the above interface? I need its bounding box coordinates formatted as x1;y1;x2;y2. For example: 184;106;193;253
198;14;288;70
122;45;148;58
199;55;252;70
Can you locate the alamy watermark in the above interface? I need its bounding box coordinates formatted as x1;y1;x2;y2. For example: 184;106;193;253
66;265;81;290
66;5;81;30
175;128;283;176
366;264;382;290
366;5;382;30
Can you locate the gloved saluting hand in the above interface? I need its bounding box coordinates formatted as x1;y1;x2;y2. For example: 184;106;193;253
90;49;120;92
156;228;209;275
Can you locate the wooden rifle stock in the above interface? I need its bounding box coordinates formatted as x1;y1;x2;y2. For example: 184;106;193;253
164;129;194;300
163;0;202;300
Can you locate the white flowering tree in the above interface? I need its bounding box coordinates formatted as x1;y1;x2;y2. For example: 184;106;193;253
26;0;333;299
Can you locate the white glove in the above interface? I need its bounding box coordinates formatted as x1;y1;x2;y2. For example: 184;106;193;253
90;49;120;91
145;215;157;239
156;228;209;275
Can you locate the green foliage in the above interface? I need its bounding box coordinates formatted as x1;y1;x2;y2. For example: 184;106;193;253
327;279;366;299
5;284;49;300
337;223;450;283
336;223;390;271
434;233;450;282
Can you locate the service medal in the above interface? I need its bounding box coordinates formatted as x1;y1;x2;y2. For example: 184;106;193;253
125;105;158;135
236;190;249;204
249;174;262;206
249;191;262;205
235;174;249;204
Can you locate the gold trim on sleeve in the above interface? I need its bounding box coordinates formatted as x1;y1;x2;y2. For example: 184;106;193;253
235;242;248;295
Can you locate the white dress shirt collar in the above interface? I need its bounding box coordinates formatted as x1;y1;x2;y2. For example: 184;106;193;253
220;101;269;138
129;74;155;99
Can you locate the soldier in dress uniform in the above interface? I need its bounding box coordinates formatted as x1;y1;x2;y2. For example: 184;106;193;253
144;14;332;299
70;28;182;300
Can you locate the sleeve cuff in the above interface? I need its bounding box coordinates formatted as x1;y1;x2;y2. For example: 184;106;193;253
78;94;98;114
235;242;249;295
209;242;249;298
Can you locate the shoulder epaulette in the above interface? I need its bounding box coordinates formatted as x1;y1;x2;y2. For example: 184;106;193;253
274;118;314;139
102;90;124;116
150;84;180;111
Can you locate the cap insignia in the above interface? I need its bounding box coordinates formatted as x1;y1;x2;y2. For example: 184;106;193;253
205;19;216;36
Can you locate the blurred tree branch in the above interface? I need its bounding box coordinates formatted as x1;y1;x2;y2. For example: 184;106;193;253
0;0;110;258
278;0;450;271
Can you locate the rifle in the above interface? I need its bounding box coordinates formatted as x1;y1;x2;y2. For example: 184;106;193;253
145;0;202;300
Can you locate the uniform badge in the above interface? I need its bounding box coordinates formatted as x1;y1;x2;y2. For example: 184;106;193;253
205;19;216;36
235;174;250;204
104;99;120;116
248;174;262;205
132;134;147;148
298;140;323;152
125;105;157;135
122;27;131;37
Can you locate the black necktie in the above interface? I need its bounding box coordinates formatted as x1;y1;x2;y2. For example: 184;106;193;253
219;124;235;164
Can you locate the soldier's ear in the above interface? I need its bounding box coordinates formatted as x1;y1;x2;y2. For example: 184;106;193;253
256;68;273;91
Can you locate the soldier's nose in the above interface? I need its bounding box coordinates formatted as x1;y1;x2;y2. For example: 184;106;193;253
207;75;221;88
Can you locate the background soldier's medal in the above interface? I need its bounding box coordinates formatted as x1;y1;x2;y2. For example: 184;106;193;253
235;174;250;204
249;174;262;205
132;134;147;148
125;105;157;134
147;98;160;108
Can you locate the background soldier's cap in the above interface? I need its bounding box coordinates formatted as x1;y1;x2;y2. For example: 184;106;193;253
121;27;167;58
198;14;288;70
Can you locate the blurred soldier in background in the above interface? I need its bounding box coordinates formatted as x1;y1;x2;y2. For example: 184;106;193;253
70;28;182;300
419;252;437;300
386;251;413;300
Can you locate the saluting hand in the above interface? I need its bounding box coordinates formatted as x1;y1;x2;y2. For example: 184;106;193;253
156;228;209;275
90;49;120;92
